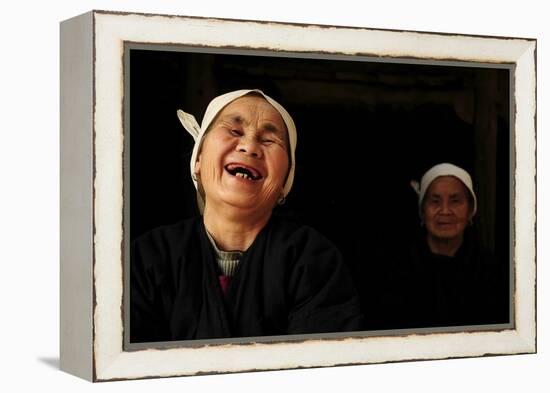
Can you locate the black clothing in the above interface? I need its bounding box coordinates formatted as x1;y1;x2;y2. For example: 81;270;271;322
403;231;509;328
358;230;509;330
130;216;363;343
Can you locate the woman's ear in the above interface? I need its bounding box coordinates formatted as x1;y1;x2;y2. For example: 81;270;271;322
468;202;475;225
277;191;286;205
194;156;201;175
419;203;428;227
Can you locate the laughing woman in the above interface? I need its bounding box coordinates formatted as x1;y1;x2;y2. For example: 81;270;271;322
130;89;363;343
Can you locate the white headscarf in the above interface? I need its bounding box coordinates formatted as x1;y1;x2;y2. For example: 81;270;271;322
410;163;477;216
177;89;297;210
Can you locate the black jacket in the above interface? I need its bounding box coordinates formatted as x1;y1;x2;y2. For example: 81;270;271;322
358;229;509;330
402;231;509;328
130;216;363;343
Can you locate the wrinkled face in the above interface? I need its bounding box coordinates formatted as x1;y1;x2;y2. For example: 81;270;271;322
422;176;474;244
195;95;290;215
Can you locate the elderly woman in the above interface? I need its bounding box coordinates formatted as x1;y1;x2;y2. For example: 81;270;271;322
403;163;509;328
130;89;363;342
412;163;478;258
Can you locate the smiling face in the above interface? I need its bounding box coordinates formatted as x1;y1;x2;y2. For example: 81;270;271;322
422;176;474;246
194;94;290;217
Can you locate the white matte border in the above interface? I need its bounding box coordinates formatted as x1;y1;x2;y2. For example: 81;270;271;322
92;11;536;381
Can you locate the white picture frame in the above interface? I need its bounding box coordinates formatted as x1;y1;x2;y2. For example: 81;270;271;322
60;10;536;382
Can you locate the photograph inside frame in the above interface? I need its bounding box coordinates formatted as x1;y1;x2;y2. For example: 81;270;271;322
124;44;513;348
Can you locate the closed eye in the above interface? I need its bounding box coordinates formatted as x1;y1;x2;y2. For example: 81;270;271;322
450;194;465;204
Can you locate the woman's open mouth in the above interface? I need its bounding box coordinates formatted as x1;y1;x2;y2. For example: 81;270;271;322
225;163;263;181
436;221;454;227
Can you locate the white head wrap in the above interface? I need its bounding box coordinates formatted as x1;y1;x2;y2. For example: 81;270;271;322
177;89;297;209
410;163;477;216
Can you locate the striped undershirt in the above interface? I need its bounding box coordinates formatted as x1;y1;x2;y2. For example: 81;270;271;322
205;230;242;276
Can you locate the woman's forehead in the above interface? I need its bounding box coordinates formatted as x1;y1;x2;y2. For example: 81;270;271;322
427;176;469;195
220;96;281;118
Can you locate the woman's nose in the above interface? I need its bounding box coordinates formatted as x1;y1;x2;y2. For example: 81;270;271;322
440;201;451;214
236;134;262;158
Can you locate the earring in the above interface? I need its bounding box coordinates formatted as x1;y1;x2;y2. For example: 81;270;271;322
277;195;286;205
192;173;198;181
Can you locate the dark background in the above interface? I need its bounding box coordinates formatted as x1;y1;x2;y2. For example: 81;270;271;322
128;47;511;324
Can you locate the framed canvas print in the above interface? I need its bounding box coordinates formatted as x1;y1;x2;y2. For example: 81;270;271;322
60;10;536;382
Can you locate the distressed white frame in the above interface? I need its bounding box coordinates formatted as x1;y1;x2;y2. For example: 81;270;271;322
60;10;536;382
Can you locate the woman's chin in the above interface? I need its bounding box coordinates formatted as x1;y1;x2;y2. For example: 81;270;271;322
204;181;278;215
429;231;463;244
216;192;269;212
